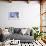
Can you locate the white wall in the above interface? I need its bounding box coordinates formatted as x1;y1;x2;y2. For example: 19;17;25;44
0;1;40;28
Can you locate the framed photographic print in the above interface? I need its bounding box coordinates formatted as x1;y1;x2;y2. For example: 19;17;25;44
9;12;19;19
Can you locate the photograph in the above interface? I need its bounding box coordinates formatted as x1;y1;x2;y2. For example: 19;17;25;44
0;0;46;46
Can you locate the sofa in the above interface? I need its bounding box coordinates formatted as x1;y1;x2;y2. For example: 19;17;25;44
3;27;34;43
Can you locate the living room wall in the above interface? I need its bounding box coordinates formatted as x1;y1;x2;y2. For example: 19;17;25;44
0;1;40;28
